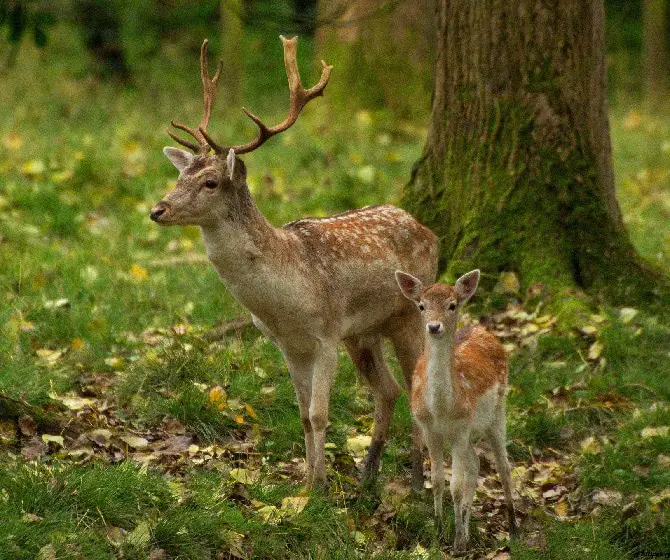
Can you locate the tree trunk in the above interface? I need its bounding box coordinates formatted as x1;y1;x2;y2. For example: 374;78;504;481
403;0;667;305
220;0;244;109
643;0;670;108
315;0;435;119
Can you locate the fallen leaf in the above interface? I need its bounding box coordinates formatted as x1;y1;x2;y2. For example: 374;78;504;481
554;500;568;517
119;435;150;449
346;434;372;457
230;468;260;485
21;436;48;460
51;394;96;410
88;428;113;447
619;307;638;324
281;496;309;516
43;298;70;310
18;415;37;437
126;521;151;547
208;386;227;409
41;434;64;447
245;403;258;420
36;348;66;364
22;159;45;176
580;436;601;455
592;489;623;506
587;341;603;361
129;264;149;281
641;426;669;438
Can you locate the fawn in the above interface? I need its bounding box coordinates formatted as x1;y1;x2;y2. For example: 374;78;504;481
395;269;517;552
149;37;439;488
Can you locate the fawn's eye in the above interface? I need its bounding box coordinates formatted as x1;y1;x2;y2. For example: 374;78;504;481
418;302;425;311
203;179;218;189
448;302;457;311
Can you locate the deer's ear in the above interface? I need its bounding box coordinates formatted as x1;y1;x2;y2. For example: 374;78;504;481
395;270;423;302
455;269;480;303
163;147;194;172
226;149;235;181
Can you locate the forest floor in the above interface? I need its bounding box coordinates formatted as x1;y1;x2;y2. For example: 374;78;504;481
1;36;669;559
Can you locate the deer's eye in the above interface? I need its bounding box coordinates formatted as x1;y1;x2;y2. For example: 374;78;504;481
203;179;218;189
448;302;457;311
418;302;425;311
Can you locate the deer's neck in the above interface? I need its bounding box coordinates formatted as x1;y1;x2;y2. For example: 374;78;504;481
424;335;456;414
199;187;288;291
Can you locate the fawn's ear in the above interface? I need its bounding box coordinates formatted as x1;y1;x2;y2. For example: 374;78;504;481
395;270;423;302
455;269;480;304
163;147;194;172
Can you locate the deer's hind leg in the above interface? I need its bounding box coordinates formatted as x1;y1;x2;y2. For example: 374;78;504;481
345;335;401;483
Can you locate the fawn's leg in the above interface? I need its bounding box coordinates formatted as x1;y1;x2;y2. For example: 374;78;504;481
285;352;316;487
487;410;518;536
451;435;478;554
345;336;401;483
425;427;446;531
308;344;339;487
388;317;426;492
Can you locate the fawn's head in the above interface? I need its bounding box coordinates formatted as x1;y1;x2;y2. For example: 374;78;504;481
150;36;332;228
395;270;480;338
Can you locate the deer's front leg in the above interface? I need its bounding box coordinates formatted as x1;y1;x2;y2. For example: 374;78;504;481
308;344;338;487
285;353;316;487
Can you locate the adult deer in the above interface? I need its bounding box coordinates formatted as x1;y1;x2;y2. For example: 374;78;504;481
395;270;517;552
150;36;438;488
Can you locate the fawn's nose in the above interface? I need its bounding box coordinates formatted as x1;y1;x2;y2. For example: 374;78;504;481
150;201;168;222
427;322;443;335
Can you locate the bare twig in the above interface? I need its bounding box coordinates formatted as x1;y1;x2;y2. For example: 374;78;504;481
203;316;256;342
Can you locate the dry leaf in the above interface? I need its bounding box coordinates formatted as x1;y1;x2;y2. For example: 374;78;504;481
587;341;603;361
554;500;568;517
281;496;309;516
41;434;64;447
119;435;150;449
230;468;260;485
346;434;372;457
619;307;638;324
245;403;258;420
641;426;669;438
18;415;37;437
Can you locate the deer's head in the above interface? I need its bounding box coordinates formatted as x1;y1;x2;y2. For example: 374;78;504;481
395;270;480;337
150;36;332;228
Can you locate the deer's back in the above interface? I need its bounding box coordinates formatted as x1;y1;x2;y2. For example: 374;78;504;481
284;204;438;336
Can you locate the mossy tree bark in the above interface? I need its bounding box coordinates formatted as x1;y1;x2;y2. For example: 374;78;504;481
403;0;668;305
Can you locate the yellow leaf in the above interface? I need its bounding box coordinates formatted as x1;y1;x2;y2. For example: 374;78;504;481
554;500;568;517
119;435;149;449
623;109;641;129
281;496;309;516
42;434;64;446
346;434;372;457
245;403;258;420
229;468;260;485
587;341;603;361
234;415;245;424
3;132;23;150
104;356;124;369
129;264;148;281
22;159;45;177
641;426;669;439
580;436;601;455
208;386;227;410
71;338;85;351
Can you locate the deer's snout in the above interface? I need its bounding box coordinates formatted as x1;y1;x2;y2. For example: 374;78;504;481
150;201;169;222
426;322;444;335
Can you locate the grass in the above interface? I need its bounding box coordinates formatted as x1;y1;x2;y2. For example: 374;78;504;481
0;24;669;560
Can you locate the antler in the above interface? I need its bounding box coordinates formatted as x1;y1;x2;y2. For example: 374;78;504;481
198;35;333;156
168;39;223;154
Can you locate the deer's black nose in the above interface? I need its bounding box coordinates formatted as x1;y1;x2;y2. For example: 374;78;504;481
427;322;443;335
150;202;168;222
